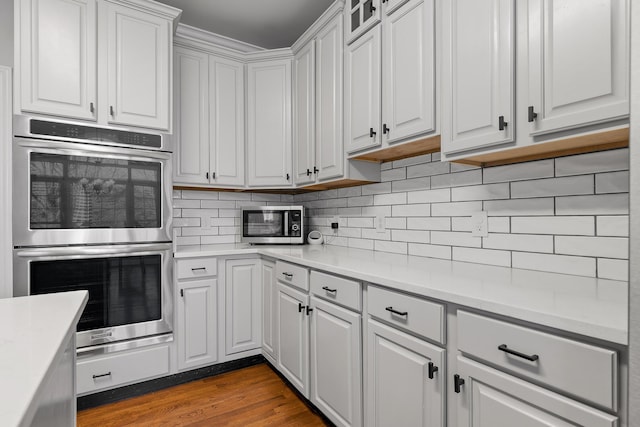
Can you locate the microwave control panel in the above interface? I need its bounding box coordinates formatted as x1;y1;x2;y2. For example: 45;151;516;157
289;210;302;237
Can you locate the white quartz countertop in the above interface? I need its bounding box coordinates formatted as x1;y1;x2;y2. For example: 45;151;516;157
175;244;628;345
0;291;88;427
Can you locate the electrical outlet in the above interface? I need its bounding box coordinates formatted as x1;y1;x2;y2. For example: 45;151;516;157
471;211;488;237
330;215;339;232
376;214;386;233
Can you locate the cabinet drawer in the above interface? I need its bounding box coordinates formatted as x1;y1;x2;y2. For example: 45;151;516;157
77;345;170;395
457;310;618;410
276;261;309;291
367;285;445;344
310;270;361;312
176;257;217;280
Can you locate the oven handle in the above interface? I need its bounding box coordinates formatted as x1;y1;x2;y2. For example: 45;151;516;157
16;139;171;161
15;243;173;258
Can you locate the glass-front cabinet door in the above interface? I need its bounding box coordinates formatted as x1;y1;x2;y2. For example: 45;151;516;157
346;0;381;44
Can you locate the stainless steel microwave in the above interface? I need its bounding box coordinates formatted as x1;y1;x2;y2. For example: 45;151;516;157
241;206;306;244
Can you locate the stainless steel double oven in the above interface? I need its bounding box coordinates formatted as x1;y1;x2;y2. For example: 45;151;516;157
12;115;174;354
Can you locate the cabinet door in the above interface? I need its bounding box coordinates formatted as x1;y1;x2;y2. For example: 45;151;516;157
455;356;618;427
294;41;316;186
105;2;171;130
345;25;381;154
261;260;277;362
441;0;515;155
382;0;435;144
277;281;310;398
177;278;218;371
310;297;362;427
366;319;444;427
225;259;261;355
173;47;209;185
346;0;381;44
527;0;629;135
210;56;245;186
19;0;97;120
247;60;293;187
315;15;345;182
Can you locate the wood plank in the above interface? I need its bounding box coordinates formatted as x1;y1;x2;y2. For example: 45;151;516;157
77;364;328;427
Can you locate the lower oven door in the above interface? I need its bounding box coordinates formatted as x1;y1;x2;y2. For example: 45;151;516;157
13;243;173;350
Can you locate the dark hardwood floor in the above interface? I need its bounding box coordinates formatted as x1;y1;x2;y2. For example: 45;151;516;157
77;364;329;426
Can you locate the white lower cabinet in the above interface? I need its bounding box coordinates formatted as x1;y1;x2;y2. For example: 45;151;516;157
366;319;445;427
261;260;278;364
277;280;310;397
225;259;261;355
176;278;218;370
454;356;618;427
310;296;362;427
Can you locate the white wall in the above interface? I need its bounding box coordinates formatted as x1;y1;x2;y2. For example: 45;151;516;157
0;0;13;66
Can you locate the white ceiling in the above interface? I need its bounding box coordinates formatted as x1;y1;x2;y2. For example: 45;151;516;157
157;0;335;49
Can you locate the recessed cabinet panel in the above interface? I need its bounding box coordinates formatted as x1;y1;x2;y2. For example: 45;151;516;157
20;0;97;120
382;0;435;144
345;25;381;154
247;60;293;187
106;3;171;130
225;259;261;355
455;357;618;427
441;0;515;154
315;16;345;182
173;47;209;185
527;0;629;135
210;57;245;186
294;41;316;186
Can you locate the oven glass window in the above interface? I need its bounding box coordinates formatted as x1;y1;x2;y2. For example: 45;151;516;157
29;153;161;229
30;255;162;332
243;211;285;237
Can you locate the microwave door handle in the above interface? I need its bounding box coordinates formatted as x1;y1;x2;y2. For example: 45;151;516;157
284;211;290;237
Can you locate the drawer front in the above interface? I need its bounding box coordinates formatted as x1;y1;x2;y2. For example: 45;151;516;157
176;257;217;280
367;285;445;345
310;270;361;312
77;345;170;395
457;310;618;410
276;261;309;292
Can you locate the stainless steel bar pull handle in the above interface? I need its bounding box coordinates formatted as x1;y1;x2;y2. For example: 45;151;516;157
498;344;539;362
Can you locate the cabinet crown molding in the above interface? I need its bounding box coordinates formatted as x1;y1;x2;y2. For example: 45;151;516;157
291;0;344;54
103;0;182;31
175;23;266;54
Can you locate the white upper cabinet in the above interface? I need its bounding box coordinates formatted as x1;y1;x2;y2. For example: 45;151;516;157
247;59;293;187
173;47;209;185
346;0;381;43
382;0;435;144
441;0;515;155
16;0;179;131
526;0;629;135
294;41;316;186
18;0;97;121
209;56;245;186
345;25;381;153
104;1;171;131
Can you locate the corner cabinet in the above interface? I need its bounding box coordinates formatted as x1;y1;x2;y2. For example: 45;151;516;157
225;259;261;356
173;45;245;187
16;0;179;131
246;59;293;188
261;260;278;364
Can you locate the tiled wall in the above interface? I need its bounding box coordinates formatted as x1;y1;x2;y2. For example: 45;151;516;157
294;149;630;280
172;148;629;280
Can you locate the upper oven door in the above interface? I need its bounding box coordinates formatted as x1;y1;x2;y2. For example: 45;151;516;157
13;137;172;247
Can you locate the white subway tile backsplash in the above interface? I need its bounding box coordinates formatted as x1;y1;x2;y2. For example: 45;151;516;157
595;171;629;194
597;216;629;237
555;149;629;176
408;243;452;259
174;148;628;280
451;183;509;201
510;175;593;199
556;194;629;215
555;236;628;259
511;216;595;236
483;159;555;184
453;247;511;267
512;252;596;277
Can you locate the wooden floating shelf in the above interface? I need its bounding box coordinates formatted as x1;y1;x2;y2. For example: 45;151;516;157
350;135;441;163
